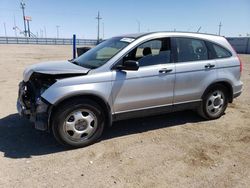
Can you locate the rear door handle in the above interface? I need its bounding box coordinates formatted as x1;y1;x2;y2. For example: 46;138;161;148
204;63;215;69
159;68;173;73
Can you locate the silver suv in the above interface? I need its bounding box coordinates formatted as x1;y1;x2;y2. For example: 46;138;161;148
17;32;243;147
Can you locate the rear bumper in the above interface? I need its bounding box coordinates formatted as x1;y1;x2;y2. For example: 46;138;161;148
233;90;242;99
232;81;243;99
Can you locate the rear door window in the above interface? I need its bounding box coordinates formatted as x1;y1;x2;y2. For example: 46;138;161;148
175;38;208;62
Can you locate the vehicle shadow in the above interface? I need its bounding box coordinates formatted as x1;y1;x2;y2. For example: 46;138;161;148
0;111;204;159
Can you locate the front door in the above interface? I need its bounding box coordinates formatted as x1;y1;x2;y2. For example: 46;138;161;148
111;38;175;115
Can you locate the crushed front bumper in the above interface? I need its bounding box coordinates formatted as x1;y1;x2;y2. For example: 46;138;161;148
17;81;50;131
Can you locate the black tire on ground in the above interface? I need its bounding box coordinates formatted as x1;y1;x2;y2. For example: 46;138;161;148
52;98;105;148
198;85;229;120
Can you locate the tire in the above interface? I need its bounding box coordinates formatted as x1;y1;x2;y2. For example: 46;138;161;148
52;98;105;148
198;85;228;120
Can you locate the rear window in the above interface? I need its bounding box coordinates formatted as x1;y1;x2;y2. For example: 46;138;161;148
212;44;232;58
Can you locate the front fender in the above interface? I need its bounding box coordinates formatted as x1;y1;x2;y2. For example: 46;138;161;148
42;81;113;106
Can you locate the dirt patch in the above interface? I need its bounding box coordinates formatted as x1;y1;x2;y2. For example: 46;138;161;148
238;136;250;143
185;148;215;167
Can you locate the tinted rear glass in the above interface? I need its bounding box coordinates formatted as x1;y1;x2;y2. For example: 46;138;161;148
175;38;208;62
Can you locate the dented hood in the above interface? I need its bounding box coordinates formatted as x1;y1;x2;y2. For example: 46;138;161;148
23;60;89;82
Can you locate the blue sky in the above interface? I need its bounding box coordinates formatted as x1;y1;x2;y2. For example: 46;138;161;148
0;0;249;39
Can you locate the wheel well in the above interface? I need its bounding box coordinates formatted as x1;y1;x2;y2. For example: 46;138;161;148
202;81;233;103
48;95;112;131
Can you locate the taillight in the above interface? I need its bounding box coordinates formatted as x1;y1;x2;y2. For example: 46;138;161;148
237;55;243;73
225;38;243;73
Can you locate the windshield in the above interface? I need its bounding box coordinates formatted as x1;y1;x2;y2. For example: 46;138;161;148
73;37;133;69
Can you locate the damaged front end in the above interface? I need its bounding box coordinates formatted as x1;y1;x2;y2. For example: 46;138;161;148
17;60;90;131
17;72;87;131
17;73;57;131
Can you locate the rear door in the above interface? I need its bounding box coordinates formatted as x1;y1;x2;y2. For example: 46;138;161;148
173;37;217;104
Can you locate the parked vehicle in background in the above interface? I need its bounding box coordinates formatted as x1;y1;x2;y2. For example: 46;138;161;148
17;32;243;148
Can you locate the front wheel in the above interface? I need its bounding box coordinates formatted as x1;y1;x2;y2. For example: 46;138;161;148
198;86;228;120
52;99;105;148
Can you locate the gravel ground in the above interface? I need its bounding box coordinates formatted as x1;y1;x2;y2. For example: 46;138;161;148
0;45;249;188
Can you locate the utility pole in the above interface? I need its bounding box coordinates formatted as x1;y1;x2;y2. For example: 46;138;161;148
218;22;222;36
20;1;27;37
13;15;17;37
27;20;31;37
96;11;102;44
3;22;7;37
136;20;141;33
56;25;60;38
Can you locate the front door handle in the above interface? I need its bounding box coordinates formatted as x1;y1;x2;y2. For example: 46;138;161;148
204;63;215;69
159;68;173;74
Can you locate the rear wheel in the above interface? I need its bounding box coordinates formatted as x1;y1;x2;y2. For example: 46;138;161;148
52;99;105;148
198;85;228;119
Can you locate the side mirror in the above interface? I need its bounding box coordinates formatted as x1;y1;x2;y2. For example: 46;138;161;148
117;60;139;71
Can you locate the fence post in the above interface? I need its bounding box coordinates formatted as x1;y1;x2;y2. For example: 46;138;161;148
246;37;250;54
73;34;76;59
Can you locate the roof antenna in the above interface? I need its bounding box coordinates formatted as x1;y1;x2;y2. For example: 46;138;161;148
197;26;202;33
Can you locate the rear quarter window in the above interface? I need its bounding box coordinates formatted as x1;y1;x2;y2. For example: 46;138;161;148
212;43;232;58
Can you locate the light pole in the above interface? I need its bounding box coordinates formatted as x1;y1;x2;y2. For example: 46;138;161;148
40;29;43;38
3;22;7;37
20;1;27;37
44;26;47;38
13;15;17;37
56;25;60;38
102;22;104;39
136;20;141;33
